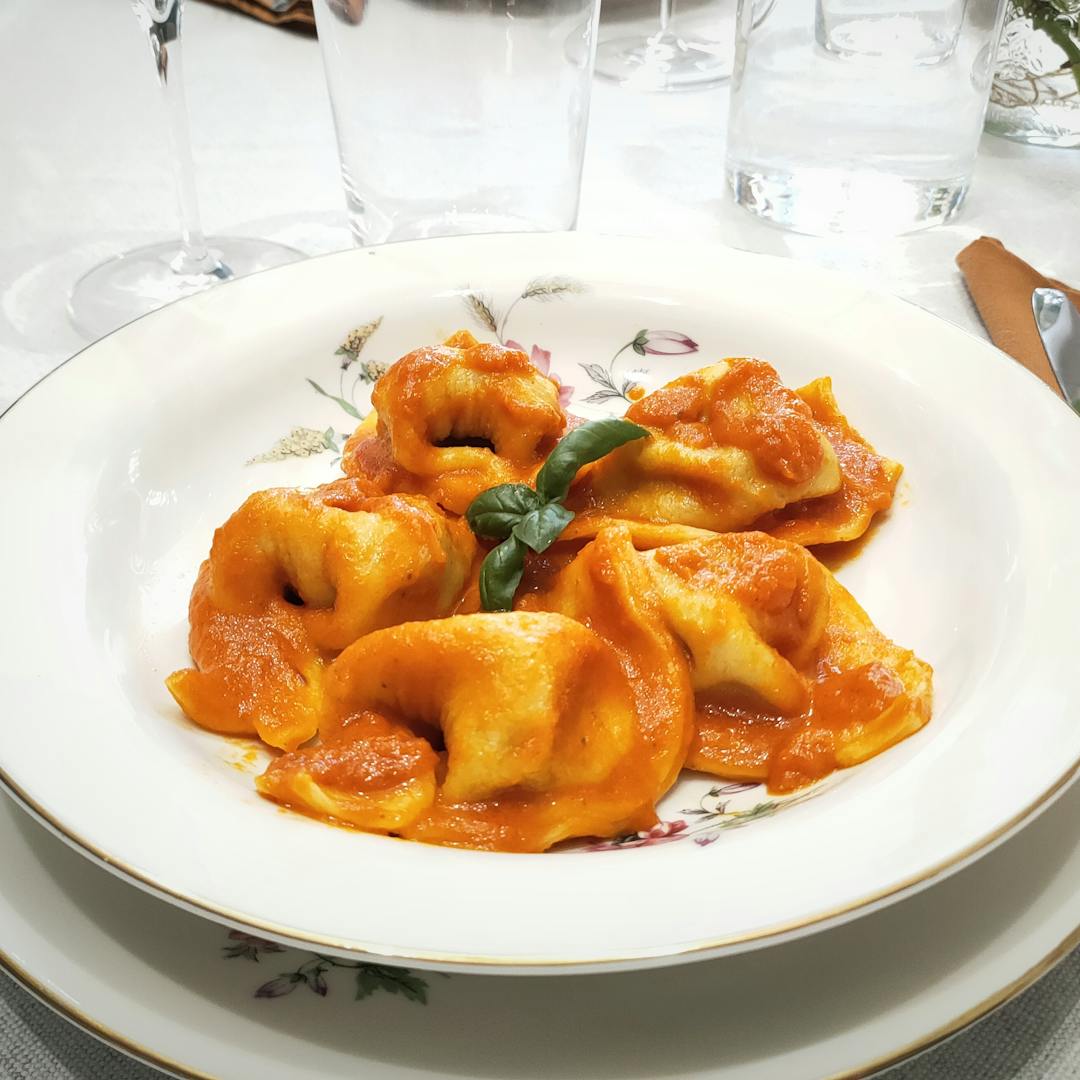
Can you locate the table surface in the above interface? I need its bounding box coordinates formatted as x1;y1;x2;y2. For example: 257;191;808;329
1;0;1079;1076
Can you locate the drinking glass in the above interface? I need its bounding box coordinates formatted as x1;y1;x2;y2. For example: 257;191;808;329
595;0;733;90
726;0;1009;234
313;0;601;246
68;0;301;340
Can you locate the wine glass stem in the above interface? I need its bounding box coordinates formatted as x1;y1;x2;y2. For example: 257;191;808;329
138;0;222;276
658;0;673;34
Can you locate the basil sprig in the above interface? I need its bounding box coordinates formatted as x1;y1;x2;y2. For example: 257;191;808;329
466;418;649;611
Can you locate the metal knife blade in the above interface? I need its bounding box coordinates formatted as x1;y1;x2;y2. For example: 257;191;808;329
1032;287;1080;413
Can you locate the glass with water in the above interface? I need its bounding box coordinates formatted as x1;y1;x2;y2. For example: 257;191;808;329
314;0;600;246
726;0;1008;234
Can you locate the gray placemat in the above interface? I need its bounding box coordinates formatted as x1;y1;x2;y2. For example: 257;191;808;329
0;974;154;1080
4;943;1080;1079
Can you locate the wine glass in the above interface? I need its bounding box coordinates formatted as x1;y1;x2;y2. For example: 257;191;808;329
67;0;302;341
593;0;733;91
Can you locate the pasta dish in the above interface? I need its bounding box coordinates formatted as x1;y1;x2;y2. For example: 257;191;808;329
167;330;932;852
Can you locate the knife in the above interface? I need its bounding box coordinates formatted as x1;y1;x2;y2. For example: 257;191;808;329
1032;287;1080;413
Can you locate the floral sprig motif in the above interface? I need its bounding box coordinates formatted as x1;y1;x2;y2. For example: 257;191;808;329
462;278;585;344
311;315;387;420
247;427;341;465
250;316;385;465
506;340;574;407
461;278;584;406
255;958;430;1004
331;318;389;405
580;330;699;405
585;781;821;850
221;931;435;1005
335;318;384;369
222;930;285;962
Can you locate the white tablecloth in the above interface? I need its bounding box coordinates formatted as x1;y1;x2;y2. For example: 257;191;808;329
1;0;1079;1075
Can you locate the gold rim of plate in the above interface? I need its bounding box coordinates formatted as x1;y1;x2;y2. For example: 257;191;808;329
1;784;1078;1080
1;236;1076;1073
0;232;1074;972
2;751;1079;968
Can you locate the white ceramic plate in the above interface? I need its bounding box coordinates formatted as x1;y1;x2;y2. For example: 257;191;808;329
1;233;1079;973
7;777;1080;1079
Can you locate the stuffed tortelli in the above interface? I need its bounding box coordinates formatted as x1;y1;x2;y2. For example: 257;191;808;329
168;330;931;852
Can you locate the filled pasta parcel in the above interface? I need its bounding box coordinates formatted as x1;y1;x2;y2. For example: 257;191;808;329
167;332;930;852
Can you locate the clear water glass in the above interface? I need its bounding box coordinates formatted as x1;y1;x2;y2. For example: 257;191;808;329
313;0;601;246
726;0;1009;235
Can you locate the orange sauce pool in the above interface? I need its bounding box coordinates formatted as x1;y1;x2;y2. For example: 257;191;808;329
689;662;906;794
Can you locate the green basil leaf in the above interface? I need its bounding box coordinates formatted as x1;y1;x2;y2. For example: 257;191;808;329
513;502;576;553
465;484;543;539
479;536;528;612
535;418;650;503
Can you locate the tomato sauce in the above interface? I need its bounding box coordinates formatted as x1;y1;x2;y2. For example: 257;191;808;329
689;662;906;793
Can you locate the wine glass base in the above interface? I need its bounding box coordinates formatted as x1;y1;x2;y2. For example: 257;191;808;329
67;237;303;341
594;31;731;91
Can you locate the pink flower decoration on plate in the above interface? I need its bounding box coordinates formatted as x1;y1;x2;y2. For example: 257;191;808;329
635;330;698;356
643;819;688;840
255;976;298;999
507;339;574;407
584;818;689;851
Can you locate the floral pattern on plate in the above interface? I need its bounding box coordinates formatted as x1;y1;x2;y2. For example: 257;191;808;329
587;782;823;850
248;277;702;463
223;931;436;1005
248;316;385;465
580;329;699;405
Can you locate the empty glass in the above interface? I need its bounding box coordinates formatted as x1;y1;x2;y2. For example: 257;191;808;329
313;0;601;245
726;0;1009;234
68;0;301;340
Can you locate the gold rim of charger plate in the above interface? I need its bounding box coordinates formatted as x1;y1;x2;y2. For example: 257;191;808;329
1;817;1079;1080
